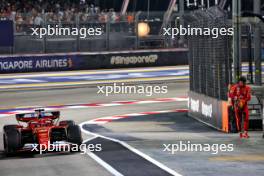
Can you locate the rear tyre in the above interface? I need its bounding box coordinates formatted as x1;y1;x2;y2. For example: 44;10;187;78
4;129;22;156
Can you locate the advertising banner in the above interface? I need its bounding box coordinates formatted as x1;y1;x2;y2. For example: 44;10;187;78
188;91;224;131
0;49;188;73
0;55;79;73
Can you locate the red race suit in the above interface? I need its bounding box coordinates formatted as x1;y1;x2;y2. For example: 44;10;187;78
228;84;251;132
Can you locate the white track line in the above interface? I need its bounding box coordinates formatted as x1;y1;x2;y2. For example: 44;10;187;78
83;151;124;176
82;136;99;143
82;134;124;176
80;118;183;176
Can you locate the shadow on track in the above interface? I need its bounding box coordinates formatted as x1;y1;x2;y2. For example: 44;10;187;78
0;150;77;160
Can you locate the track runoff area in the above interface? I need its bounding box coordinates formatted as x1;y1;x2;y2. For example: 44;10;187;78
0;66;264;176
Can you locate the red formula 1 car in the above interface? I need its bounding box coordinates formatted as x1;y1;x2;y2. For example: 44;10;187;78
3;109;83;155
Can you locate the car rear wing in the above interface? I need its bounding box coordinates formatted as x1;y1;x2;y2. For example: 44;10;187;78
16;111;60;122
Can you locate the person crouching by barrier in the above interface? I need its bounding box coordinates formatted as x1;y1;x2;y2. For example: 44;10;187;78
229;76;251;138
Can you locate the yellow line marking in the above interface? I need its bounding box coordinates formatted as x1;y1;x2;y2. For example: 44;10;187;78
210;154;264;162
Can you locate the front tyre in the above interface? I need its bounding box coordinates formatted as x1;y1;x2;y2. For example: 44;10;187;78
67;125;83;145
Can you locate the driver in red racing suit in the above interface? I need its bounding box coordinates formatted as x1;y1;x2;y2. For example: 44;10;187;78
228;76;251;138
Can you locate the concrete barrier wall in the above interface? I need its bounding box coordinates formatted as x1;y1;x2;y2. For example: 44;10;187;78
188;91;229;132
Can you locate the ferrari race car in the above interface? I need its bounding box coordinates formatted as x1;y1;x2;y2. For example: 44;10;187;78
3;109;83;155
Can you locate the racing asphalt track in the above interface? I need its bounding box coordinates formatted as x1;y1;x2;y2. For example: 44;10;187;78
0;82;188;176
0;75;264;175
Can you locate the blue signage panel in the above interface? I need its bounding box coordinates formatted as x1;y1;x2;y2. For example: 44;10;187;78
0;55;80;73
0;20;14;47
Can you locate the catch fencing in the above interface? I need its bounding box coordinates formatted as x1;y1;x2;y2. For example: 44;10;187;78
185;7;232;100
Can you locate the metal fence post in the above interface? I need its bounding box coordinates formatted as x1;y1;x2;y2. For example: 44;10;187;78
253;0;262;85
232;0;242;82
135;11;141;49
106;13;110;51
263;99;264;138
43;14;47;53
76;14;80;52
